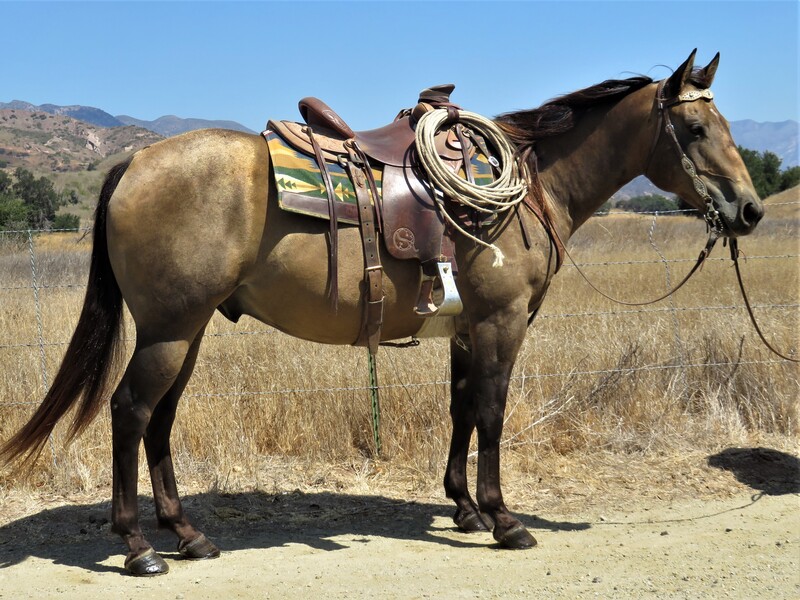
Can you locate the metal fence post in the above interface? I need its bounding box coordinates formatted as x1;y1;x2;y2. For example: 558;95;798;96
27;229;57;466
367;350;382;456
648;213;689;402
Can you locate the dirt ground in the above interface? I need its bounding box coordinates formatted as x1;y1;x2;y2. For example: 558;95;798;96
1;447;798;599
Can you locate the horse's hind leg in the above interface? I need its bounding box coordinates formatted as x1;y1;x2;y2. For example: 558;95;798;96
110;321;212;576
144;325;220;561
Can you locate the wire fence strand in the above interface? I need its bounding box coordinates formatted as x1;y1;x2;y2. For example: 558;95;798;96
1;219;798;410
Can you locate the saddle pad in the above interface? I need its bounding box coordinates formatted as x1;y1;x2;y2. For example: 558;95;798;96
266;128;497;233
265;130;382;225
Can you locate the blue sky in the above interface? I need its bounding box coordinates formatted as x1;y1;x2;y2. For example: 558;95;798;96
2;1;797;131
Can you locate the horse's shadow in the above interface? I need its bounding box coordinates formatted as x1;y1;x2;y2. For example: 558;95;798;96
708;447;800;495
0;489;590;574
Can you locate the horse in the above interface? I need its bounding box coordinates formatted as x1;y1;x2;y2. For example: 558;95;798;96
1;50;763;575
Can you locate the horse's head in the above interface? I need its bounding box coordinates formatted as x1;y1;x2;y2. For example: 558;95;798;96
645;50;764;237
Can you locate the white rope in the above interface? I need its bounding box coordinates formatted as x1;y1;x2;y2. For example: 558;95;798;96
414;109;529;267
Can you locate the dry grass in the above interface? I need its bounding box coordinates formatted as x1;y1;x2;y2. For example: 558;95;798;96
0;188;797;500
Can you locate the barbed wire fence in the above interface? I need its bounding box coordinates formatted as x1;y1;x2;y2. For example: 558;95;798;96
1;204;798;457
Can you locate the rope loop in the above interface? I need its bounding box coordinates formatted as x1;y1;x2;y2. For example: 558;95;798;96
414;109;529;266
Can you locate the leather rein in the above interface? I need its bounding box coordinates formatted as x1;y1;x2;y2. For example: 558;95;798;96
729;238;798;362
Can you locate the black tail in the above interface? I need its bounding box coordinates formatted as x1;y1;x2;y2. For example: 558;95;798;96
1;159;131;466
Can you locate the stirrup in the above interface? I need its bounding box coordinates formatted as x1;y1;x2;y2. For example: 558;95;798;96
413;262;463;317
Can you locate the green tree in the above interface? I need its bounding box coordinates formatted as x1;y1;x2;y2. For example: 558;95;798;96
738;146;767;197
0;170;27;230
761;151;782;196
780;166;800;191
53;212;80;230
738;146;799;198
0;170;12;195
0;195;29;231
0;169;88;230
12;167;60;229
616;194;678;213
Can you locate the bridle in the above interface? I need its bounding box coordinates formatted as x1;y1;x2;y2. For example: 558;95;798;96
619;80;798;362
560;80;724;307
646;79;725;237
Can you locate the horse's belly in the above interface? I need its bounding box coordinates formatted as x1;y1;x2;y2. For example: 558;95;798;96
228;284;427;346
226;231;427;345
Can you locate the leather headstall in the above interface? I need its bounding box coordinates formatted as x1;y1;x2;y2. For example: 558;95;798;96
646;80;723;234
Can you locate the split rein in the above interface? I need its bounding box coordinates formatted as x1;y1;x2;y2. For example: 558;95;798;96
565;228;797;363
729;239;798;362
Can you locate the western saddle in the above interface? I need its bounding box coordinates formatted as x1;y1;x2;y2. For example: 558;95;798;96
265;85;487;354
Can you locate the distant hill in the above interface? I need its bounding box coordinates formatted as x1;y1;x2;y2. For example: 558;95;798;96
0;108;162;173
0;100;256;136
116;114;255;136
730;120;798;168
0;100;126;128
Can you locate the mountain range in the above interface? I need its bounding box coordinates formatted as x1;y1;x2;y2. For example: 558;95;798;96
1;100;797;200
0;100;256;136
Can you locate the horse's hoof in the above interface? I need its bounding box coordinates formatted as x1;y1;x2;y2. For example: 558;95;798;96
494;523;538;549
124;548;169;576
178;533;221;560
454;508;494;532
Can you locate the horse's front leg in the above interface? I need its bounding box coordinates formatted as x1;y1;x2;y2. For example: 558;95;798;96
471;315;537;549
444;337;493;532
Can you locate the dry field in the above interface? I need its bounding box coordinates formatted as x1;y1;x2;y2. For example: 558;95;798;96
0;187;797;501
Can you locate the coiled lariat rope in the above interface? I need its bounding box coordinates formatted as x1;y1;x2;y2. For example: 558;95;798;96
414;109;530;267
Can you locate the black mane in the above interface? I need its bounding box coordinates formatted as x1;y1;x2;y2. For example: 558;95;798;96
495;75;654;148
496;66;716;150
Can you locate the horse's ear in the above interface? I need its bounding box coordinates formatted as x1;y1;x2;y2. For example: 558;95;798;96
700;52;720;88
665;49;697;97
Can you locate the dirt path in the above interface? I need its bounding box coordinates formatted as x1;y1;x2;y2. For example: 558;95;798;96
1;449;798;599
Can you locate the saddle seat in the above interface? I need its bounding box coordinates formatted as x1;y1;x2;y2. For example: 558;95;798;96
301;97;419;167
271;96;467;168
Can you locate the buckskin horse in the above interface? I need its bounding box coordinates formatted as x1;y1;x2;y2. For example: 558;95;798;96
1;51;763;575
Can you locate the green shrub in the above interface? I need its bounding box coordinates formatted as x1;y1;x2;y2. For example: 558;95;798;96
52;212;81;230
616;194;678;213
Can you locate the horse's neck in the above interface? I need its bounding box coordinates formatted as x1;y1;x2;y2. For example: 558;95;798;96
539;84;657;240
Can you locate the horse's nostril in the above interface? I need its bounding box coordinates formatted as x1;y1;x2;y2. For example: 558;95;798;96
742;201;764;227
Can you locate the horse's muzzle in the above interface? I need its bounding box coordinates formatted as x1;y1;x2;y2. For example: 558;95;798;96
718;190;764;237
